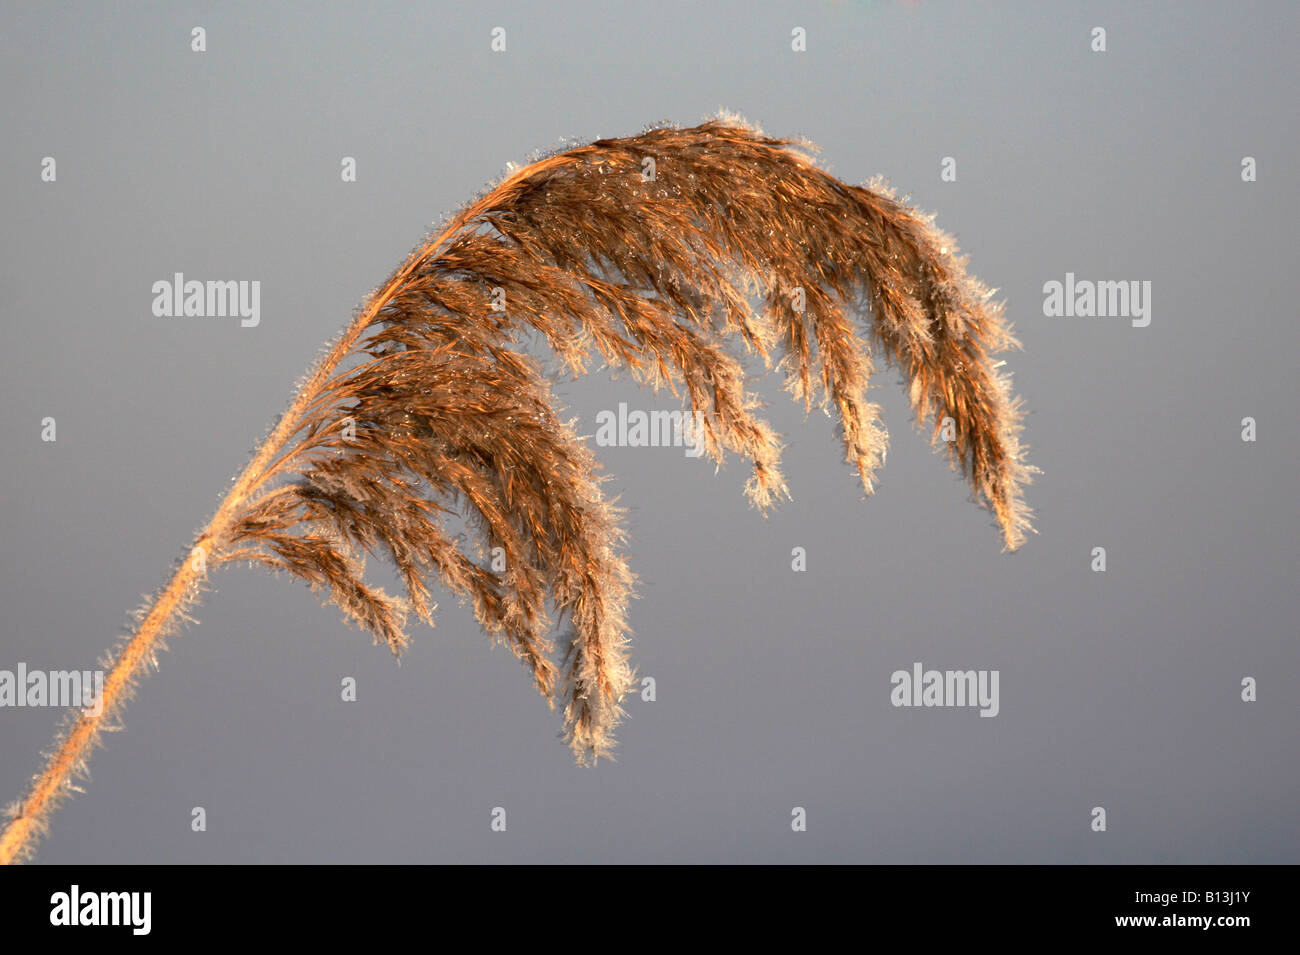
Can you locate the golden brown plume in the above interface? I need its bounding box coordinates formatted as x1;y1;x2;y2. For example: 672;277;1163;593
1;115;1034;863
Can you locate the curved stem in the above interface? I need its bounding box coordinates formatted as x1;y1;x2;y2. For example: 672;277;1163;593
2;155;616;863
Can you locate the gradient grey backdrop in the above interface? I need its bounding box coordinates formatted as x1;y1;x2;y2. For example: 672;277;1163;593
2;1;1296;863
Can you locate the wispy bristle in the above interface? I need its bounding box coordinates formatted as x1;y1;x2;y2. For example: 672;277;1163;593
214;116;1035;760
2;116;1034;863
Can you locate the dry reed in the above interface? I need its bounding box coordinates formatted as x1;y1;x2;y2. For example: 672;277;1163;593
0;115;1035;863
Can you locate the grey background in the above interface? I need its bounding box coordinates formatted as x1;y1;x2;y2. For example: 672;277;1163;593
1;0;1296;863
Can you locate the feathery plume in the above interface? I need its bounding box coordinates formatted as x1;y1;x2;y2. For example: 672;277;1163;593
1;115;1034;863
